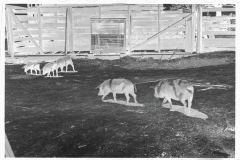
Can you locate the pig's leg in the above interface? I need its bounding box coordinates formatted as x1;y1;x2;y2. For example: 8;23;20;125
70;62;75;71
66;64;68;72
167;98;174;111
101;91;109;101
187;97;193;115
130;92;137;104
125;93;130;105
56;69;58;77
113;92;117;101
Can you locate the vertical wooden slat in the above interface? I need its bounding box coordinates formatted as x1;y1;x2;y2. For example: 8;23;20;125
158;4;162;53
99;6;101;18
6;8;14;57
197;5;203;53
37;7;43;54
191;4;196;52
68;6;73;53
185;20;189;52
124;19;127;53
64;8;68;55
127;5;132;55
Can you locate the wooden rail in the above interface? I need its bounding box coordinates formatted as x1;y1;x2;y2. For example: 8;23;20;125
5;4;235;56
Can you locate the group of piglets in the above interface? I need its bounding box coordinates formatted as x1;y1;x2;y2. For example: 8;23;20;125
22;56;75;77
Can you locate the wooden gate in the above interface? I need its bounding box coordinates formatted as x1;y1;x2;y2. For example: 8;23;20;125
5;4;235;58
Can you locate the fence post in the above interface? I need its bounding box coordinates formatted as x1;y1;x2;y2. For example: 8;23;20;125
191;4;196;52
197;5;203;53
6;8;14;58
185;4;196;53
64;8;68;55
68;6;73;53
37;7;43;54
99;6;101;18
127;5;132;55
158;4;162;53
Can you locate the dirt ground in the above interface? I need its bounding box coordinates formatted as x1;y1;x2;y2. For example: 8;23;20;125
5;52;235;158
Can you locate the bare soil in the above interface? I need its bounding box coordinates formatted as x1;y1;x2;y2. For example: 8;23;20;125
5;51;235;158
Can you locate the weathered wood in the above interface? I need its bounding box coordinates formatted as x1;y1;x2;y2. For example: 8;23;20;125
127;5;132;54
203;16;236;20
203;31;235;35
99;6;101;18
68;7;73;53
191;5;196;52
37;7;43;53
133;11;196;50
6;8;14;57
197;5;203;53
158;4;162;53
203;38;235;47
15;16;38;21
203;24;235;28
9;9;44;54
64;8;68;55
202;8;235;12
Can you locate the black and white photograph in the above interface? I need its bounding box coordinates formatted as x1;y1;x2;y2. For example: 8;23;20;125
2;0;237;158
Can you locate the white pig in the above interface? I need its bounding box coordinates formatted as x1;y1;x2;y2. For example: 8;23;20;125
42;61;58;77
151;79;194;115
56;56;75;72
22;62;41;75
96;78;138;104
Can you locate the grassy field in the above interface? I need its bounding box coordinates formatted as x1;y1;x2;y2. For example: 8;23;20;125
5;51;235;157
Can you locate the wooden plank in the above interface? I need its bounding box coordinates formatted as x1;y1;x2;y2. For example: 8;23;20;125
132;27;185;33
203;24;235;28
203;38;235;47
203;16;236;20
39;8;67;13
127;5;132;54
99;6;101;18
101;6;127;11
132;20;185;26
12;9;38;14
13;30;39;35
191;5;196;52
203;31;235;35
15;16;38;21
158;4;162;53
6;8;14;57
202;8;235;12
68;7;73;53
14;47;39;52
13;23;68;29
64;8;68;55
133;11;196;50
37;7;43;53
41;16;66;21
197;5;203;53
73;45;91;51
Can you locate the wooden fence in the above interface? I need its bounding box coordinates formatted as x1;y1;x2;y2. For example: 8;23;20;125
5;4;235;57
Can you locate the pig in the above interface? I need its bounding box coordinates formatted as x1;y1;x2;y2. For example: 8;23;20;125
151;79;194;115
22;62;41;75
96;78;138;105
42;61;58;77
56;56;75;72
